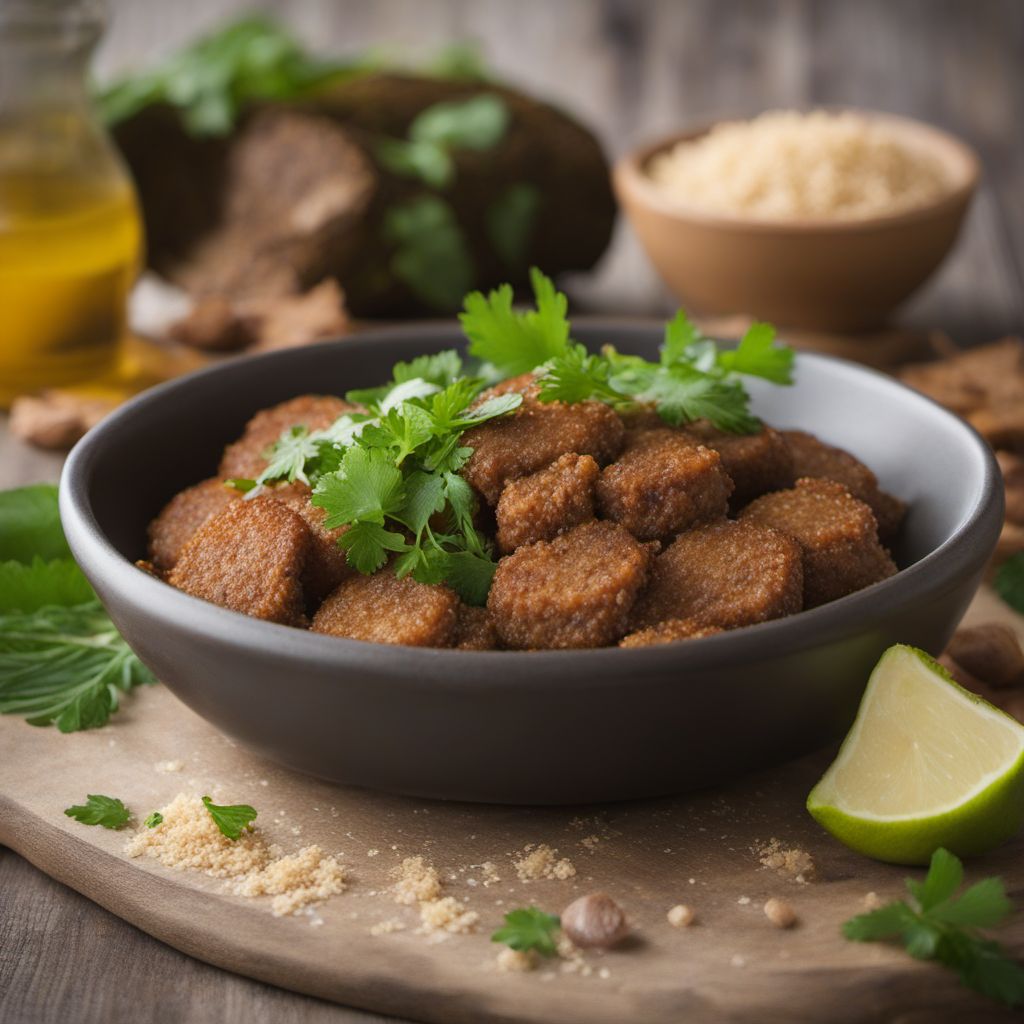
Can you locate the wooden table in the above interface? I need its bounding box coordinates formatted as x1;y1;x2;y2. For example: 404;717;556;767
3;1;1024;1021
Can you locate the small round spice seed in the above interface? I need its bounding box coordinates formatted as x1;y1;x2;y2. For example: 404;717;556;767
667;904;696;928
561;892;630;949
763;897;798;929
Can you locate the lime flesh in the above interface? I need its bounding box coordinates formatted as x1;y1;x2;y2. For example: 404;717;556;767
807;644;1024;865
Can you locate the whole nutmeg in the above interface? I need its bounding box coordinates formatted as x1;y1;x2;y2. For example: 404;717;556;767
561;892;629;949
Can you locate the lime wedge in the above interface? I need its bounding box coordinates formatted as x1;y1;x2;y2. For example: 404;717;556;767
807;644;1024;865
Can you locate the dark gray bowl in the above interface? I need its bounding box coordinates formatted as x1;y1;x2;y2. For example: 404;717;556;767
60;324;1003;804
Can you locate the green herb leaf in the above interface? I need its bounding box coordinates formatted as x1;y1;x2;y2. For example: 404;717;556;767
384;197;474;311
0;556;94;614
538;343;628;407
0;484;70;563
339;522;410;574
995;553;1024;614
64;794;131;830
443;549;497;607
487;183;541;269
201;796;257;840
0;601;156;732
376;137;454;189
144;811;164;828
256;425;321;486
491;906;561;957
313;447;405;527
461;268;571;377
410;94;508;151
424;42;490;82
841;848;1024;1008
716;322;795;384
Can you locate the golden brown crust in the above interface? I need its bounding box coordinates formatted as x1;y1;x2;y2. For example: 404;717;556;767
461;395;625;505
782;430;906;539
219;395;359;480
631;520;803;631
495;452;599;553
167;497;310;626
740;477;897;608
148;478;241;572
452;604;501;650
596;429;732;541
682;421;795;509
311;571;459;647
619;618;723;648
488;521;653;649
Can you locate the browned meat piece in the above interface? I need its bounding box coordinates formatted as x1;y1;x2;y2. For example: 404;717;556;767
631;520;803;631
219;395;358;480
596;429;732;541
311;571;459;647
682;421;794;509
740;478;897;608
619;618;724;648
488;521;652;649
167;497;310;626
782;430;907;539
461;395;625;504
452;605;501;651
496;452;599;553
147;477;240;572
270;482;352;602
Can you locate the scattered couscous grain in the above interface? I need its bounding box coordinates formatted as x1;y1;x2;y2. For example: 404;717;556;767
369;918;407;936
667;904;696;928
514;844;577;882
417;895;479;937
391;856;443;905
648;109;949;221
496;947;538;973
754;838;817;883
763;897;798;929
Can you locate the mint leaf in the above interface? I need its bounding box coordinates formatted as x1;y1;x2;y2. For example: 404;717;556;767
0;556;94;614
0;484;70;563
487;183;541;269
201;796;257;840
64;794;131;829
461;267;571;377
995;553;1024;614
144;811;164;828
492;906;561;957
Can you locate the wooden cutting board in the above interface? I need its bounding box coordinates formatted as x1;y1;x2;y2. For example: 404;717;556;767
2;588;1022;1024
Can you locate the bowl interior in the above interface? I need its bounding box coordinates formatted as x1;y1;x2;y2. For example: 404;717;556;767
81;323;984;581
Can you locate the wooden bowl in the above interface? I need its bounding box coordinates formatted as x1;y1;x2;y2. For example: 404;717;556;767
613;111;980;332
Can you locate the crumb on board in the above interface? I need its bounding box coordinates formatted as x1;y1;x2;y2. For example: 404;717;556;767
496;948;538;973
417;895;479;937
580;835;601;852
370;918;407;936
754;838;817;883
477;861;501;886
514;844;577;882
863;891;883;910
124;793;345;917
391;856;443;905
667;904;696;927
763;897;798;929
367;848;380;857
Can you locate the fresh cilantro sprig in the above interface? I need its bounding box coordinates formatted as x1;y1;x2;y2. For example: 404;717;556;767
64;794;131;830
144;811;164;829
843;848;1024;1007
0;486;155;733
995;553;1024;614
491;906;562;957
459;270;794;433
202;796;258;840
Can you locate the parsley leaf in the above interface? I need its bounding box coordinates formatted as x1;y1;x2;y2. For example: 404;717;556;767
491;906;561;957
0;601;156;731
144;811;164;829
461;267;572;377
202;796;257;840
995;553;1024;614
842;848;1024;1007
64;794;131;830
0;556;95;614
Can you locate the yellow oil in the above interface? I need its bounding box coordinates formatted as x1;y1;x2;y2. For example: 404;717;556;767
0;172;142;407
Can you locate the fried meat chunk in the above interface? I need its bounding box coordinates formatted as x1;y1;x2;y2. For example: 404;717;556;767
311;571;459;647
630;520;803;631
147;477;240;572
782;430;906;539
167;497;311;626
488;521;652;649
452;604;501;651
619;618;724;648
740;477;897;607
596;429;731;540
219;395;358;480
495;452;599;553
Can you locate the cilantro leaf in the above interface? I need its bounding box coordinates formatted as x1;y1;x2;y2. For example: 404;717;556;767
339;522;410;574
661;310;705;367
995;553;1024;614
716;322;795;384
842;848;1024;1008
0;601;155;732
256;425;320;486
538;343;627;407
0;556;95;614
313;447;405;528
491;907;561;957
201;796;257;840
638;366;759;433
460;267;571;377
144;811;164;828
0;484;70;563
443;549;497;606
398;471;447;535
64;794;131;830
